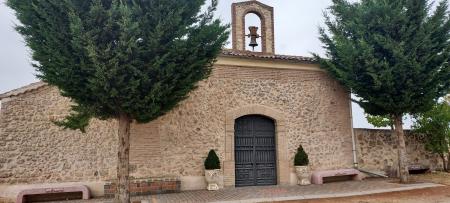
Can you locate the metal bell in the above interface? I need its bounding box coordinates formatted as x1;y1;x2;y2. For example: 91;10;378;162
247;26;260;51
249;38;258;48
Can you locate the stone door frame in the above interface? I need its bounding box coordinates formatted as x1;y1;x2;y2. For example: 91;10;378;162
223;104;289;187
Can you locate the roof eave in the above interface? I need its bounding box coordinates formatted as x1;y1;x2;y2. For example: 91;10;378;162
218;54;318;64
0;82;47;100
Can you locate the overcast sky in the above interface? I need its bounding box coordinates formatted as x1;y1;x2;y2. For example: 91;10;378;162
0;0;413;129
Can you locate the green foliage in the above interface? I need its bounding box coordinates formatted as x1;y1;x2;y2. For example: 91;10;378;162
314;0;450;117
7;0;229;131
365;114;393;128
53;105;92;133
413;102;450;157
204;149;220;170
294;146;309;166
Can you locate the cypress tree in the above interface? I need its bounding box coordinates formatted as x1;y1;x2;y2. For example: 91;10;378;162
294;146;309;166
315;0;450;183
7;0;229;202
204;150;221;170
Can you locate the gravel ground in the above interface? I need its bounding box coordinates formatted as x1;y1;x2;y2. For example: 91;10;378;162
280;172;450;203
278;185;450;203
410;171;450;185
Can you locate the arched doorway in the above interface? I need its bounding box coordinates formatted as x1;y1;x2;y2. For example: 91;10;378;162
234;115;277;187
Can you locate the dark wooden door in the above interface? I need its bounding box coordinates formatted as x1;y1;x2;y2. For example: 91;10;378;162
234;115;277;187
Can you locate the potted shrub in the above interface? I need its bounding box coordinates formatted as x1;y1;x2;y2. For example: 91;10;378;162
204;149;221;191
294;145;311;185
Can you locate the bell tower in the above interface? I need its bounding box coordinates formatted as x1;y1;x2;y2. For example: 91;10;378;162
232;0;275;54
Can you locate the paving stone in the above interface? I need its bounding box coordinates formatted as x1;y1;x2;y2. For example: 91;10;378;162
44;179;443;203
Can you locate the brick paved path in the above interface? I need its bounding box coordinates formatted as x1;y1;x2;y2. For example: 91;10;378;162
48;179;442;203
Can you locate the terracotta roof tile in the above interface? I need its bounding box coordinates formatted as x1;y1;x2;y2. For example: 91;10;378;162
220;50;316;63
0;82;47;100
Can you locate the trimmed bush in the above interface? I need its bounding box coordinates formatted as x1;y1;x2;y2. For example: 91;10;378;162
204;149;221;170
294;145;309;166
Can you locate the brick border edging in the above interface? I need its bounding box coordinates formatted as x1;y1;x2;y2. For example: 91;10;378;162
104;178;181;198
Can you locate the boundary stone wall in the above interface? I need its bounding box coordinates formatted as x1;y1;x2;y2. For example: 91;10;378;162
355;128;442;176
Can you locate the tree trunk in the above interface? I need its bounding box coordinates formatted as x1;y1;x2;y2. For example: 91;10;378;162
440;154;447;172
115;113;131;203
394;115;409;183
447;152;450;172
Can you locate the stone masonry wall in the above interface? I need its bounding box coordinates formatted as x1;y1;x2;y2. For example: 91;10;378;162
355;128;442;175
0;86;118;184
130;65;354;178
0;64;354;186
0;78;442;187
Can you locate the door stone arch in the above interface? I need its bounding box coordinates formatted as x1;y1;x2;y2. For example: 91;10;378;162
224;104;289;187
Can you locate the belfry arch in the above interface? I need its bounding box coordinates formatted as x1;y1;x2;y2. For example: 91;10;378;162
232;1;275;54
244;13;262;52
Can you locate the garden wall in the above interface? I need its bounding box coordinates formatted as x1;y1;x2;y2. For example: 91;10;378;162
355;128;443;176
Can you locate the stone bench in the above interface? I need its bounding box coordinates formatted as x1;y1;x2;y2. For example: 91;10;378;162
408;165;430;174
311;168;362;184
16;185;90;203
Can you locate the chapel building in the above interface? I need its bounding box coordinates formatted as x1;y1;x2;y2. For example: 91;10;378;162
1;0;370;198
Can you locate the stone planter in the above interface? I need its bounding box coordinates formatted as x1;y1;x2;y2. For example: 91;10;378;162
295;166;311;185
205;169;221;191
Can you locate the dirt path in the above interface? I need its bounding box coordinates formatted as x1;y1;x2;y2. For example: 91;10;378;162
410;172;450;185
278;186;450;203
279;172;450;203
